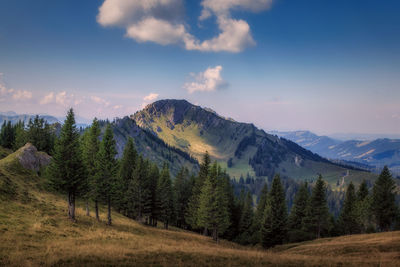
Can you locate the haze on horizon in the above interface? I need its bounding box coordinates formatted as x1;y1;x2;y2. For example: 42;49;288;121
1;0;399;136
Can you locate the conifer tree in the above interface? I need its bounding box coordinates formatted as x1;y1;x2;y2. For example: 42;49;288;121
13;121;27;150
302;175;330;238
287;182;310;242
198;163;230;241
339;182;359;234
157;163;174;229
237;191;254;244
355;180;372;233
371;166;397;231
96;124;117;225
186;152;210;231
26;115;55;154
148;163;160;226
81;118;101;218
174;167;191;228
250;183;268;243
48;108;85;221
115;137;137;215
0;121;15;149
357;180;369;201
261;174;287;248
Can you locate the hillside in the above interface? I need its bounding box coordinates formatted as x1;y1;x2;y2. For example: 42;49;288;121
274;131;400;175
132;100;376;187
0;152;399;266
99;117;199;176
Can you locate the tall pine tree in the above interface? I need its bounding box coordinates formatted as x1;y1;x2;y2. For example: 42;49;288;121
48;108;85;221
261;174;287;248
303;175;330;239
96;124;117;225
287;182;310;242
371;166;397;231
339;182;359;235
157;163;174;229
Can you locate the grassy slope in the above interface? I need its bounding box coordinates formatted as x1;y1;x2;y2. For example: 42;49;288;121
1;153;399;266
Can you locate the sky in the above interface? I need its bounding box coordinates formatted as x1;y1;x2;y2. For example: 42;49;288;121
0;0;399;135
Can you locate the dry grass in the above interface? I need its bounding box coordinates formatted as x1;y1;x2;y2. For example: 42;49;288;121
0;154;399;266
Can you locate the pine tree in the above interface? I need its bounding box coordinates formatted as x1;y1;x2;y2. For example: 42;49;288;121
357;180;369;201
157;163;174;229
0;121;15;149
250;183;268;243
237;191;254;244
26;115;55;154
339;182;359;234
355;180;373;233
13;121;27;150
198;163;230;241
287;182;310;242
302;175;330;239
186;152;210;231
261;174;287;248
95;124;117;225
148;163;160;226
81;118;101;218
47;108;85;221
174;167;191;228
115;137;137;216
371;166;397;231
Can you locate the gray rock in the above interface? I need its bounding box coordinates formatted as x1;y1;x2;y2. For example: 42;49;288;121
16;143;51;172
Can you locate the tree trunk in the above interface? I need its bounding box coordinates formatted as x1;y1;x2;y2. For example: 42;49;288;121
203;227;208;236
164;220;168;230
85;200;90;216
68;191;76;221
95;200;100;221
107;197;112;226
212;227;218;242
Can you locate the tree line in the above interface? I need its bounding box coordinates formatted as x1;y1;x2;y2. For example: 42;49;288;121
0;116;56;154
3;109;399;247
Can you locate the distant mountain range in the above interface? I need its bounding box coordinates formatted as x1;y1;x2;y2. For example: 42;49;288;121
0;112;60;125
271;130;400;175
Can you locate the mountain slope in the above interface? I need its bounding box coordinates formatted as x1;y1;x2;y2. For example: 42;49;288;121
0;114;59;126
132;100;375;186
1;153;399;266
99;116;198;176
275;131;400;175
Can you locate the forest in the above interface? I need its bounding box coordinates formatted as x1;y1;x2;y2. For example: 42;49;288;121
0;108;399;248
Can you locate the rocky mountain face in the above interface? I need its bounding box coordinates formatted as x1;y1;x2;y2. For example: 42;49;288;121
132;100;375;186
274;131;400;175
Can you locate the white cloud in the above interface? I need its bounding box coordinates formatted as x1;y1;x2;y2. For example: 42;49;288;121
12;90;32;100
40;92;54;105
183;65;227;93
91;95;110;107
97;0;273;53
143;93;159;101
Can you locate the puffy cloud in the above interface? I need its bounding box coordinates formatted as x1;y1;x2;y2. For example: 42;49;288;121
91;95;110;107
183;65;227;93
97;0;274;53
143;92;159;101
40;92;55;105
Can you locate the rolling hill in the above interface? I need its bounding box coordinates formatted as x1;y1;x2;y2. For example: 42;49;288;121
132;99;376;187
274;131;400;175
0;150;399;266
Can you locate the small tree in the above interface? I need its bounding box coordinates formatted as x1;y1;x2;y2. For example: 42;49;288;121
371;166;397;231
287;182;310;242
48;108;85;221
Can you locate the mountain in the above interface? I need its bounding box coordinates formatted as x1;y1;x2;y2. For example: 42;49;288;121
274;131;400;175
99;116;198;176
132;99;375;186
0;113;59;126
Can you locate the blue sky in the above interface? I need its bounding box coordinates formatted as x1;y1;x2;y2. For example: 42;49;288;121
0;0;399;135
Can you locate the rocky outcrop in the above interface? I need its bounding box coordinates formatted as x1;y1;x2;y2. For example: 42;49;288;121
16;143;51;172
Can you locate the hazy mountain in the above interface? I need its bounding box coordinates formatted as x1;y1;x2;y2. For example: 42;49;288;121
0;113;60;126
274;130;400;175
131;99;375;186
